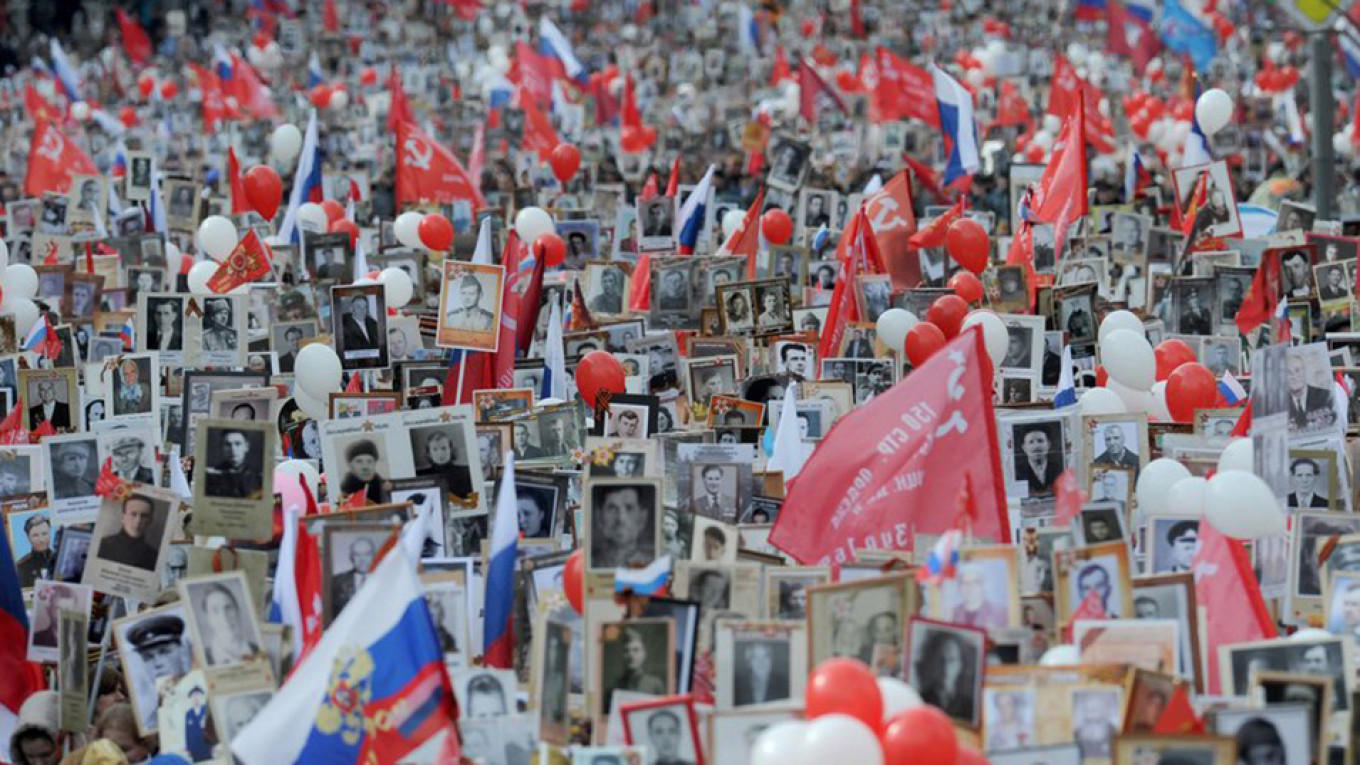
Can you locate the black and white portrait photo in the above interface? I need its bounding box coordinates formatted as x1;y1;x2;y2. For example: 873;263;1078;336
110;357;155;417
332;285;388;369
587;263;627;316
199;425;266;500
731;634;792;706
512;479;558;539
87;492;171;578
143;295;186;353
596;619;674;719
322;526;387;622
622;701;701;765
639;197;674;240
410;424;475;499
1212;705;1312;765
907;618;985;726
1148;518;1200;574
181;572;263;668
48;438;97;500
587;480;660;570
1001;320;1037;371
113;605;193;733
1009;419;1066;496
1284;345;1339;437
272;321;318;374
1070;688;1120;758
766;136;810;191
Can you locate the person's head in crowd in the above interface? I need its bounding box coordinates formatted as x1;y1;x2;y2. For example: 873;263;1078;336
465;673;508;718
93;704;151;763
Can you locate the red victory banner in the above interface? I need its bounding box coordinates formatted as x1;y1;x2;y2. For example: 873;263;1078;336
769;327;1008;565
206;230;273;293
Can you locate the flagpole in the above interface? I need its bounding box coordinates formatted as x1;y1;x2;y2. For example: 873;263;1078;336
454;353;468;405
1310;30;1337;219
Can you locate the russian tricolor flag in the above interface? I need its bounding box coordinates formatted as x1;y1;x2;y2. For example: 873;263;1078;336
540;301;567;402
483;452;519;668
1124;145;1150;203
0;529;39;752
676;164;715;255
277;110;323;243
929;63;980;186
120;317;135;350
537;17;586;82
306;51;325;88
1183;84;1214;167
49;39;83;103
22;315;51;354
214;43;235;82
1218;371;1247;406
917;530;962;584
1053;345;1077;408
616;556;672;596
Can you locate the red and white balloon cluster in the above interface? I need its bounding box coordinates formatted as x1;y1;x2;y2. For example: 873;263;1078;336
751;658;988;765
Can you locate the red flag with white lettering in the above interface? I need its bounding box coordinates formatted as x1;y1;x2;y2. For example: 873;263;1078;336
25;120;97;197
771;327;1008;565
395;121;486;210
1048;55;1115;153
861;47;940;127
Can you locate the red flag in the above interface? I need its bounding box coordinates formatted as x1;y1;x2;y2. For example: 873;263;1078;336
345;370;363;394
395;120;486;210
231;54;280;120
387;65;416;133
28;419;55;444
1180;172;1209;238
619;74;656;153
1030;92;1089;263
1048;55;1115;153
994;81;1032;129
1229;400;1253;438
24;84;62;124
717;187;767;279
0;397;26;446
95;457;134;497
798;60;848;124
323;0;340;32
41;318;63;362
902;153;948;202
629;253;653;314
519;88;560;160
440;351;494;407
1192;520;1277;693
568;277;596;331
1106;0;1160;70
291;511;326;666
639;173;660;202
1152;685;1205;735
494;232;525;388
1053;469;1087;526
189;63;232;133
861;48;940;127
206;231;273;293
908;198;963;249
228;147;248;214
849;0;866;37
341;485;369;510
511;42;554;107
818;209;888;371
1235;248;1282;335
771;47;793;85
115;8;153;65
664;157;681;198
770;327;1009;565
24;120;97;197
862;170;920;289
516;237;548;354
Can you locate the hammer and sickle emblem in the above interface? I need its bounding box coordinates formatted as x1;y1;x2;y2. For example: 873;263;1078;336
37;129;63;163
867;197;907;232
404;136;433;170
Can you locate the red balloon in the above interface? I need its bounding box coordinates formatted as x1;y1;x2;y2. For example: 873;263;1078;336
621;125;656;153
137;76;155;99
534;233;567;268
927;295;969;339
418;214;454;251
563;549;584;614
1166;362;1217;423
308;84;332;108
243;165;283;221
881;707;958;765
159;80;179;100
1025;144;1045;162
1154;339;1198;382
1096;365;1108;387
955;746;992;765
575;351;627;409
360;67;378;86
948;272;984;303
118;106;138;128
761;209;794;245
805;658;883;730
320;200;345;225
549;143;582;184
905;322;947;367
945;219;989;273
329;218;359;246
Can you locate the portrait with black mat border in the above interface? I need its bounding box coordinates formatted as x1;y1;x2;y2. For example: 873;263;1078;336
330;283;388;370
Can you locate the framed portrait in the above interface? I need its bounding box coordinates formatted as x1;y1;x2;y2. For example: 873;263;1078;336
1111;736;1235;765
805;573;916;676
637;196;676;251
582;438;659;479
686;356;740;407
1121;668;1183;734
320;522;398;625
305;230;352;280
999;314;1045;377
26;580;91;665
906;617;986;727
505;471;564;540
584;478;661;572
436;261;505;351
1132;573;1205;690
638;597;701;696
1171;160;1244;244
20;366;78;435
191;419;275;540
706;707;802;765
1252;671;1331;762
584;261;629;318
591;393;660;439
82;488;178;602
111;603;193;734
766;135;810;191
330;283;389;370
594;619;676;721
999;410;1076;500
1055;284;1098;345
533;615;573;745
620;695;703;764
178;570;266;671
1055;541;1134;626
1146;516;1201;574
714;621;807;710
1211;704;1313;765
706;397;765;430
765;566;831;620
1220;636;1352;713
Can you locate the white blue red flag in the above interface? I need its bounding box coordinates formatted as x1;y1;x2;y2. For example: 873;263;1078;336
1218;371;1247;406
483;452;519;668
541;301;567;401
616;556;673;596
917;530;963;583
928;63;980;186
49;39;82;102
1053;345;1077;408
676;164;716;255
538;17;586;81
277;110;323;243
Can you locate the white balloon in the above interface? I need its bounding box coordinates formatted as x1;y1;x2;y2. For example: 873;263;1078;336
0;238;10;270
1032;130;1054;151
800;715;883;765
722;209;746;240
1098;310;1144;345
1106;379;1152;414
296;344;344;398
965;68;985;87
514;207;556;246
165;242;183;277
1149;380;1172;422
1205;470;1287;539
1101;329;1155;391
1;264;38;301
1167;476;1208;516
1288;628;1333;642
71;102;90;122
297;203;329;234
751;721;810;765
187;261;218;295
877;677;923;720
875;309;918;353
1042;114;1062;134
1335;131;1354;159
1136;458;1192;511
196;215;239;261
1065;42;1088;66
6;299;38;338
537;397;566;408
1039;644;1080;666
1195;88;1235;136
377;267;414;309
292;387;330;422
270;124;303;164
962;311;1007;367
1217;437;1253;473
1079;387;1126;415
393;211;426;250
330;89;349;110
